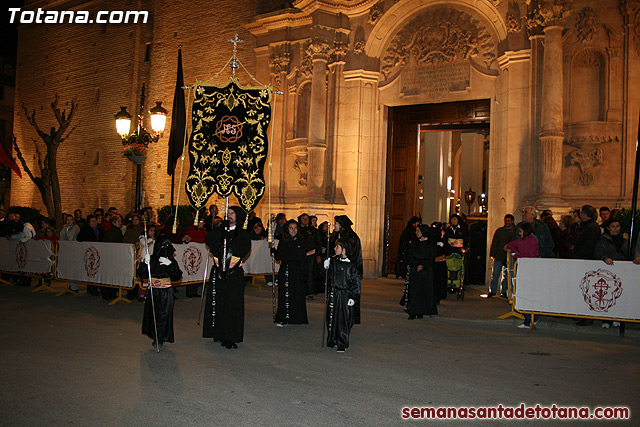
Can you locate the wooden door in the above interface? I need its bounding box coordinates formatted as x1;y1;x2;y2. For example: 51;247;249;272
383;109;419;276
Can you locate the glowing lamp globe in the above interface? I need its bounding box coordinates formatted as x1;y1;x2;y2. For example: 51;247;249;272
149;101;168;134
114;106;132;139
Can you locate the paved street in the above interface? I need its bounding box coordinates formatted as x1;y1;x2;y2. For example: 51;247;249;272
0;278;638;426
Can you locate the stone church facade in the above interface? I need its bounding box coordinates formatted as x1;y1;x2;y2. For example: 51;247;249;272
12;0;640;276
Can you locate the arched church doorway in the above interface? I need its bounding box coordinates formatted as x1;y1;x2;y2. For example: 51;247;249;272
383;100;490;277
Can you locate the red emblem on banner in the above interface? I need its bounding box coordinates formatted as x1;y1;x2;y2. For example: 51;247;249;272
84;246;101;278
15;242;27;269
182;246;202;276
579;268;623;312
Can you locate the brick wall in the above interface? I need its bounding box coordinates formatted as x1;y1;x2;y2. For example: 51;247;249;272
12;0;260;218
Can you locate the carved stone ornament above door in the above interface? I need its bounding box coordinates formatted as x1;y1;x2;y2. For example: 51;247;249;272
380;7;497;80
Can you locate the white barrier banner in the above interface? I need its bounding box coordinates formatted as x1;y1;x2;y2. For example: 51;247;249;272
243;239;279;275
173;243;211;284
0;239;53;274
57;241;135;288
515;258;640;321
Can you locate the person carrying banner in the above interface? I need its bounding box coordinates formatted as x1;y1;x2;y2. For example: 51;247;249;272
202;206;251;349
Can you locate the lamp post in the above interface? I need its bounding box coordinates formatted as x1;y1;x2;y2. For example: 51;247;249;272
114;84;167;211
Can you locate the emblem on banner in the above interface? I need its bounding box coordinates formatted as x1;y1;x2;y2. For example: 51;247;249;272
182;246;203;276
84;247;101;278
579;268;623;312
15;242;27;269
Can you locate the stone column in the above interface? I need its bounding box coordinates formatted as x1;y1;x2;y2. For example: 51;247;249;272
326;41;348;201
538;24;565;203
307;40;330;194
269;48;290;203
532;1;572;205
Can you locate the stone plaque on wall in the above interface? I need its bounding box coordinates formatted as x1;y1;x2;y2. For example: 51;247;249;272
401;61;470;97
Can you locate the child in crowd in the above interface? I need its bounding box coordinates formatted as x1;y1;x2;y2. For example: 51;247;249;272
324;238;361;353
505;222;539;328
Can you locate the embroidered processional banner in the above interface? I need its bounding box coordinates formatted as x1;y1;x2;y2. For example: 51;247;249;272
185;78;271;214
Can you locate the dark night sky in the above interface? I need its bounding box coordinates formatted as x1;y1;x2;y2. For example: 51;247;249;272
2;1;25;57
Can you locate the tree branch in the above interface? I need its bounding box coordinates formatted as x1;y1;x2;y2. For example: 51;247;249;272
13;137;43;192
21;103;48;141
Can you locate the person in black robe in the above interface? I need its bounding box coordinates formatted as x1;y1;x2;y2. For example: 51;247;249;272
203;206;251;349
314;221;331;295
430;222;448;303
405;224;438;319
137;235;183;348
329;215;363;323
395;216;421;278
273;220;315;325
325;238;361;352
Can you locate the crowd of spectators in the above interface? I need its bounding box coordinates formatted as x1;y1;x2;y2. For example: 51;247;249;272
489;205;640;328
0;205;336;301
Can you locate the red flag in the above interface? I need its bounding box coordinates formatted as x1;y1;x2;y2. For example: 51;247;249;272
0;141;22;179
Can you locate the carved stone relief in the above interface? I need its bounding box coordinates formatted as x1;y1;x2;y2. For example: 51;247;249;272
300;42;313;76
380;7;497;79
620;0;640;55
330;41;349;63
293;155;308;187
269;49;290;90
353;38;366;55
566;147;603;186
526;0;572;36
506;14;522;33
369;2;384;24
576;7;597;43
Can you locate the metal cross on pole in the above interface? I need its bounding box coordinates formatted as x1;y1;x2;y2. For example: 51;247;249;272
228;33;244;78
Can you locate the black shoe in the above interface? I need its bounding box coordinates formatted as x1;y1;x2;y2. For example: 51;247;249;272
337;347;345;353
576;319;593;326
417;314;423;319
408;314;416;320
500;293;508;298
486;292;496;298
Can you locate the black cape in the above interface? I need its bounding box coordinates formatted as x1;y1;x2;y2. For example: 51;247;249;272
274;236;309;324
202;223;251;343
405;234;438;316
326;257;360;348
137;235;183;344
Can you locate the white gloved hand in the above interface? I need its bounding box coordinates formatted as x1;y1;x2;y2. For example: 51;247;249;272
159;256;171;266
347;299;355;306
437;242;444;247
144;253;151;265
323;258;330;269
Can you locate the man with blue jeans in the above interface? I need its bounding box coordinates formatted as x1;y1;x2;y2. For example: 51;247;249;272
488;214;515;298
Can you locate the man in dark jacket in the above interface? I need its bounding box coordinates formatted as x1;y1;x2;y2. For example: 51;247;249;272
488;214;515;298
572;205;601;260
101;214;124;300
572;205;602;326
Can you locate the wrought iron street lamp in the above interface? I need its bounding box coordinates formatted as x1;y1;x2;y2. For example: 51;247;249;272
464;188;476;215
114;84;167;211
